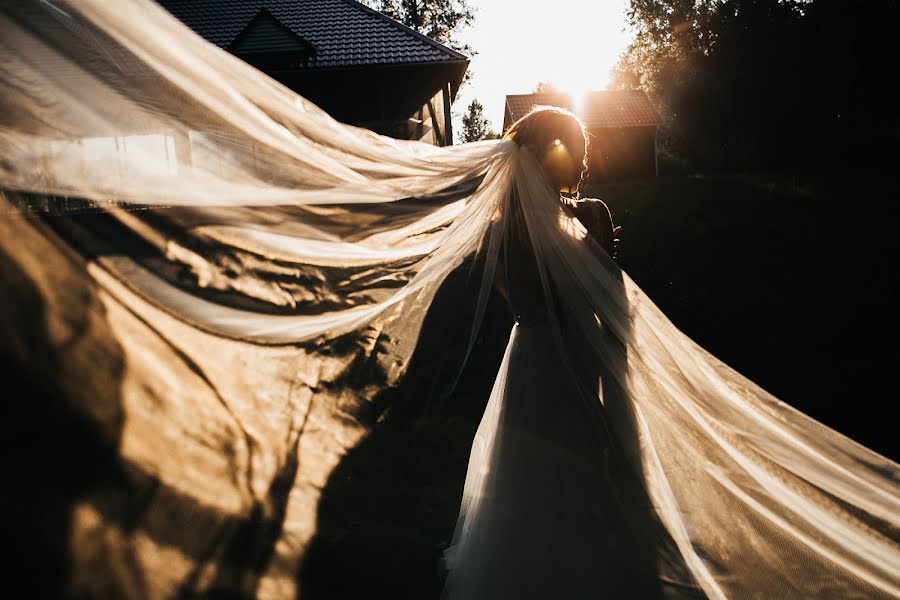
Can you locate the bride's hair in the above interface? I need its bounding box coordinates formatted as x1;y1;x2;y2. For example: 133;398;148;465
503;106;589;196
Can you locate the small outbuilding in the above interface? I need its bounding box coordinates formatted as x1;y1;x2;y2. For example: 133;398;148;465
503;91;659;182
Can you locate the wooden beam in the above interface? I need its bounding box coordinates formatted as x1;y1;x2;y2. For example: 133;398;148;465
378;82;386;135
443;82;453;146
653;126;659;176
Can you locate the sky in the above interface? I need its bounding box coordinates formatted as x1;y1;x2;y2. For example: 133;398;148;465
451;0;634;138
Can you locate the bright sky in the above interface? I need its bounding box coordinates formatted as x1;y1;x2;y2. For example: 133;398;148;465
452;0;633;139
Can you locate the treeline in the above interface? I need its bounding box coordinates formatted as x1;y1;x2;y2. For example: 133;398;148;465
612;0;900;172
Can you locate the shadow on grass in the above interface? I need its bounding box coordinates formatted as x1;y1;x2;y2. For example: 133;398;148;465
1;211;309;598
1;231;133;598
300;260;513;600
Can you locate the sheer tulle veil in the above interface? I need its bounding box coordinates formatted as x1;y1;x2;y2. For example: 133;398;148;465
1;1;898;597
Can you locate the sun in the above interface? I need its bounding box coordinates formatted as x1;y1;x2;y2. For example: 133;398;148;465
451;0;631;134
540;71;609;117
559;79;597;101
538;80;589;117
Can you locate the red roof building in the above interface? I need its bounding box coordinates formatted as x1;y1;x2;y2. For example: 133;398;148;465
504;91;659;182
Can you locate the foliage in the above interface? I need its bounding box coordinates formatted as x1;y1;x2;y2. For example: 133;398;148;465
461;99;495;142
533;81;563;94
612;0;900;171
364;0;475;55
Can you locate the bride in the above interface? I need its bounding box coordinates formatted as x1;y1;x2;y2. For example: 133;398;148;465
443;106;900;599
443;106;688;598
1;1;898;597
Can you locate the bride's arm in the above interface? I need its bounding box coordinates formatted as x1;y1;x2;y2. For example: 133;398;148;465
569;198;621;259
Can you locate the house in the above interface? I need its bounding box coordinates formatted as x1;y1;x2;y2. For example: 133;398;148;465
503;91;658;182
158;0;469;146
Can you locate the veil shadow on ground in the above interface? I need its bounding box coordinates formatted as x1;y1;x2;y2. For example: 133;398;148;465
1;216;132;598
0;211;151;597
299;257;514;599
1;205;303;599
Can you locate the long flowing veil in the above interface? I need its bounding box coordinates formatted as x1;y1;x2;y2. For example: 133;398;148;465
1;1;898;598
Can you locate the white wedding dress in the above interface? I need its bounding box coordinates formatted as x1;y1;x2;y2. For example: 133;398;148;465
444;321;689;599
1;1;898;597
444;198;698;598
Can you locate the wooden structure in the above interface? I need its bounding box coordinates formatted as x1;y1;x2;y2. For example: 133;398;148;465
503;91;659;182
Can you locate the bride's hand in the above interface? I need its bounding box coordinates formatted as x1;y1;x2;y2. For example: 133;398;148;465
610;225;622;259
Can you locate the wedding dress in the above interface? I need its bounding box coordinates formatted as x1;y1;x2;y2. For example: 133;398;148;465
443;194;695;598
1;1;898;598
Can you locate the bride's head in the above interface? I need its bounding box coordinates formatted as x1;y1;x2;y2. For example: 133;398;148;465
504;106;589;195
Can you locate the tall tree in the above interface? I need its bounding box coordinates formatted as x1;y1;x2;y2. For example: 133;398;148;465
364;0;475;55
612;0;900;172
461;99;494;142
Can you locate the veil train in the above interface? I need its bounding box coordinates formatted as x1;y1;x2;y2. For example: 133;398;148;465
1;1;898;597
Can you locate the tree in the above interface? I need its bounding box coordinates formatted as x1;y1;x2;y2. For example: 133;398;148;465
533;81;562;94
364;0;475;55
461;99;494;142
611;0;900;172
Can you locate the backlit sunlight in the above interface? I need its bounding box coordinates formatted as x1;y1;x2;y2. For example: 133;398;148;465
454;0;631;132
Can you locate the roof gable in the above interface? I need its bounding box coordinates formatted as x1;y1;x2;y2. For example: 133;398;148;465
505;91;658;130
158;0;467;69
229;9;315;56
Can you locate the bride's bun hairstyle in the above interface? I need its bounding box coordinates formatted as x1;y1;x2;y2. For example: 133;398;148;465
503;106;589;195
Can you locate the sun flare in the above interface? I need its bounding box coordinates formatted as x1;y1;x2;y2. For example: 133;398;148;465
454;0;632;131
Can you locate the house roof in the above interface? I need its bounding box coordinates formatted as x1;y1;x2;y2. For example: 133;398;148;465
229;9;317;56
504;91;658;130
157;0;468;70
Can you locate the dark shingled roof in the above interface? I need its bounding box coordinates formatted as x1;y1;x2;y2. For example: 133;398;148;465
505;91;658;130
157;0;468;69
